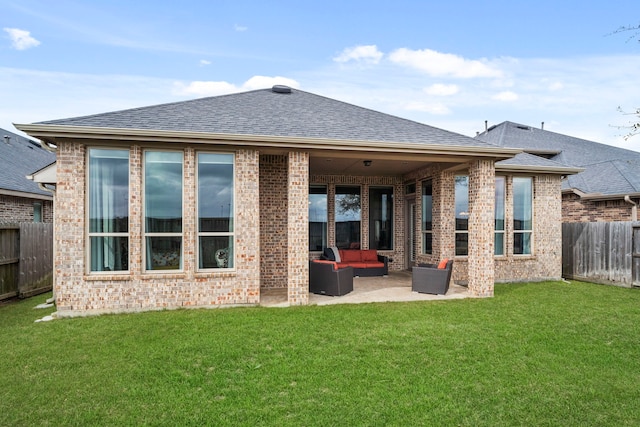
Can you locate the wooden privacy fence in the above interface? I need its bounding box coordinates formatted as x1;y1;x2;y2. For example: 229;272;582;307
562;221;640;287
0;223;53;300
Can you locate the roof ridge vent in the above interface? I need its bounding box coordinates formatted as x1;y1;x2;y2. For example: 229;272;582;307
272;85;292;94
515;125;531;131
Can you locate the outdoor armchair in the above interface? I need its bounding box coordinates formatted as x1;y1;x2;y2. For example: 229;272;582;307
309;260;354;296
411;259;454;295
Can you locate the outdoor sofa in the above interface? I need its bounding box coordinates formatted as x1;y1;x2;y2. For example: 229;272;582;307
321;247;388;277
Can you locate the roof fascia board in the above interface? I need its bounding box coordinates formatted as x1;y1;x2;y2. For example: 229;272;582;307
15;124;521;160
562;189;640;201
0;188;53;201
496;164;583;175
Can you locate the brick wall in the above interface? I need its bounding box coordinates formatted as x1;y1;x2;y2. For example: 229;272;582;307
259;155;288;289
562;193;637;222
0;194;53;223
53;142;261;317
408;167;562;285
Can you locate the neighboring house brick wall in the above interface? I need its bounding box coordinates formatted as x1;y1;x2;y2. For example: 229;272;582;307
0;194;53;223
53;142;261;316
562;193;638;222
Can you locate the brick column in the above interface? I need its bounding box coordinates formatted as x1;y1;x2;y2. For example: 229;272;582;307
287;151;309;305
468;160;495;297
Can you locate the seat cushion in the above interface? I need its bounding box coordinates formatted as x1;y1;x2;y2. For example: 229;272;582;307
344;262;368;269
361;249;379;262
340;250;362;262
363;262;385;268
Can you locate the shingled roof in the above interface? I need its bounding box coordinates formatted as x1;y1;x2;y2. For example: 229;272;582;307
36;87;491;148
476;121;640;197
0;128;55;197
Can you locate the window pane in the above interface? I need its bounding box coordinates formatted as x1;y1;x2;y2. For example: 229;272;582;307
33;203;42;223
199;236;234;269
335;186;361;249
309;186;327;251
513;177;532;231
145;151;183;233
89;149;129;233
369;187;393;250
514;232;532;255
495;176;505;231
455;176;469;231
146;236;182;270
198;153;234;233
422;180;433;231
495;232;504;256
455;233;468;256
90;236;128;271
423;233;433;255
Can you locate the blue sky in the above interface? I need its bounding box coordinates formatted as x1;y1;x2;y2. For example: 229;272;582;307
2;0;640;150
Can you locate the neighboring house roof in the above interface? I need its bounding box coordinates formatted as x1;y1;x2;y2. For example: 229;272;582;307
0;128;56;199
476;121;640;198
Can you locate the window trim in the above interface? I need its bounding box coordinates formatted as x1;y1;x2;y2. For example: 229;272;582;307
369;185;394;250
143;149;184;273
334;184;362;250
196;151;236;272
309;184;328;252
494;176;506;256
513;176;534;256
421;179;433;255
454;175;469;257
86;147;130;275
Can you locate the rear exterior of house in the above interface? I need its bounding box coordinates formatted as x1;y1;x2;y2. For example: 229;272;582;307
18;87;577;316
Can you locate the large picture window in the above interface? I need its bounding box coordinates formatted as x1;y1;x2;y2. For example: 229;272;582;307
88;148;129;272
309;185;328;251
369;187;393;250
495;176;506;256
144;151;183;271
513;177;533;255
422;180;433;254
335;186;361;249
197;153;235;269
455;175;469;256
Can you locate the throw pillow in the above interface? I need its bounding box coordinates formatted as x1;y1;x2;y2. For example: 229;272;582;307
437;259;449;269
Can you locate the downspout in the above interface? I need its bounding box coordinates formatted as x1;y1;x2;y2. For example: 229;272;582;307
624;195;637;221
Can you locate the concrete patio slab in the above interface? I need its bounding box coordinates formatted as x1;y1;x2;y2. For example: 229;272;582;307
260;271;472;307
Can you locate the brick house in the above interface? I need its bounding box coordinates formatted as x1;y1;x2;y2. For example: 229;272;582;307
0;127;55;223
476;121;640;222
17;87;579;316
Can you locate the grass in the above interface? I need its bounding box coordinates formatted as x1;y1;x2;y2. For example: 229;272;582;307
2;281;640;426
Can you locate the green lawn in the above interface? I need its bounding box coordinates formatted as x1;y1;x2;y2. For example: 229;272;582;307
2;281;640;426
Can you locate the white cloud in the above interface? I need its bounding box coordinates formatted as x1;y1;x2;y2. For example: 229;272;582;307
4;28;41;50
199;59;211;66
492;91;519;101
333;45;383;65
242;75;300;90
424;83;459;96
403;101;451;115
172;81;238;97
172;75;300;97
234;24;248;32
388;48;502;78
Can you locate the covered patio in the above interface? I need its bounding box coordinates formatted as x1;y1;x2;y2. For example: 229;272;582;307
260;271;472;307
